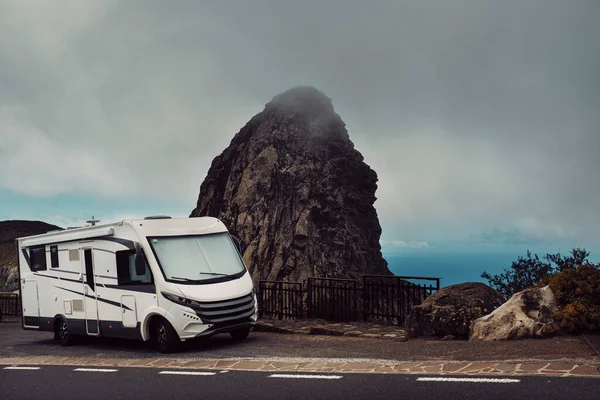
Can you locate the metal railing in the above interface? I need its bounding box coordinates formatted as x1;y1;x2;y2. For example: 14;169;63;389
0;293;21;321
257;275;440;325
307;278;359;322
257;281;304;320
362;275;440;325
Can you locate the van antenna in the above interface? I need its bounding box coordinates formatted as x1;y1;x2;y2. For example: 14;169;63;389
86;215;101;226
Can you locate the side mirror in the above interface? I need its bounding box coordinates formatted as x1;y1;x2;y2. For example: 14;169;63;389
134;243;146;276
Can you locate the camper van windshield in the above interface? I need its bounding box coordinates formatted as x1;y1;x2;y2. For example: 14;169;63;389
148;233;246;283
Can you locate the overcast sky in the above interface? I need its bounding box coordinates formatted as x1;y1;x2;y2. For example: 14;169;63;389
1;0;598;256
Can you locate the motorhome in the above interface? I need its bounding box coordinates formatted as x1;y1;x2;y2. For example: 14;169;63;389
16;216;257;353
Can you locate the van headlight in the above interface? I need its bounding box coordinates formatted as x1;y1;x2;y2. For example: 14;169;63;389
161;291;193;306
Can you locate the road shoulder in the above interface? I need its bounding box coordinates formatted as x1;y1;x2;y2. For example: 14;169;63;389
1;355;599;378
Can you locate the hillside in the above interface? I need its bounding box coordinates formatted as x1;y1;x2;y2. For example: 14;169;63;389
0;220;62;292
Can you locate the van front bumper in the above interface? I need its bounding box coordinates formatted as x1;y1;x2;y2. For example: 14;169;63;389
194;319;256;338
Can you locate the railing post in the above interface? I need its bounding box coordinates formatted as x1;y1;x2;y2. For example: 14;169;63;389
257;282;262;319
306;279;312;319
362;276;368;321
278;282;283;320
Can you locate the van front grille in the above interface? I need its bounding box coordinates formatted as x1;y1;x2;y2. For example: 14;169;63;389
190;292;255;324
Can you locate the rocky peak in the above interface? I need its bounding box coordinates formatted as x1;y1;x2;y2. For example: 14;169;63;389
190;86;391;282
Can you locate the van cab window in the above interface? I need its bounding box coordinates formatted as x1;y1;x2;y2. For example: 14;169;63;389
116;249;152;285
148;232;246;283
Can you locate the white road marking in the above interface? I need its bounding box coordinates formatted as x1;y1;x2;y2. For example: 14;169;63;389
73;368;118;373
269;374;343;380
159;371;217;376
3;366;40;370
417;377;520;383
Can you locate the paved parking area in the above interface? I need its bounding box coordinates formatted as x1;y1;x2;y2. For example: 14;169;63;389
1;321;599;378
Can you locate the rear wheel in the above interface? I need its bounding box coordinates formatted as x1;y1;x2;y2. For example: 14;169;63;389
230;327;250;341
56;319;73;346
154;319;180;354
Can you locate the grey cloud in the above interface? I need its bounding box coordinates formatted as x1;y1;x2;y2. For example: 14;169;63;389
0;0;598;247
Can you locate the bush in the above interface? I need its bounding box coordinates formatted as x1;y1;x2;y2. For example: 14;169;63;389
481;247;594;299
539;264;600;333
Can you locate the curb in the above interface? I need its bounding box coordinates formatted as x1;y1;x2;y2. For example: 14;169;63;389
253;321;408;341
1;356;599;378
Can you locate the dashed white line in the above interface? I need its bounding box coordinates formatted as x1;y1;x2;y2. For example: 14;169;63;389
417;377;521;383
269;374;343;380
158;371;217;376
73;368;118;373
3;366;40;370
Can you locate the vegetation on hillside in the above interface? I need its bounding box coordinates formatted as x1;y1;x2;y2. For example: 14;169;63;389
539;264;600;333
481;247;597;299
482;247;600;333
0;220;62;292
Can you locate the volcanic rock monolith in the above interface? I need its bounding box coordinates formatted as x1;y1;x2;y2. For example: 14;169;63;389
190;86;392;282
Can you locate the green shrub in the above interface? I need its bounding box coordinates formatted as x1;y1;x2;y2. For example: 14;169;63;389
481;247;594;299
539;264;600;333
481;250;556;300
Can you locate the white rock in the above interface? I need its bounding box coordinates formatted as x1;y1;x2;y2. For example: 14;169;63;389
469;285;560;341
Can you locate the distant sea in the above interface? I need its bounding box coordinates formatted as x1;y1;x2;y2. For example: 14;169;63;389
384;252;532;288
384;248;600;289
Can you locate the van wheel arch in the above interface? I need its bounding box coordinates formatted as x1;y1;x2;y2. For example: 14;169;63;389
143;314;164;341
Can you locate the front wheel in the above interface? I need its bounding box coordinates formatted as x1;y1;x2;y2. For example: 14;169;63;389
230;327;250;341
154;319;181;354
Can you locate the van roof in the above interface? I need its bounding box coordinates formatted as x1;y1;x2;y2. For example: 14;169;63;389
16;216;228;247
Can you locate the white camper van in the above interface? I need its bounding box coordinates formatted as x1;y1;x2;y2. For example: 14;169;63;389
16;216;257;353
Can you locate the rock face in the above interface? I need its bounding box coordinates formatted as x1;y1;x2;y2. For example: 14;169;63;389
469;285;560;341
0;262;18;293
405;282;505;339
190;86;391;282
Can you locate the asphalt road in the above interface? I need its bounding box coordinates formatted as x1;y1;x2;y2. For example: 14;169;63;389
2;322;598;362
0;364;598;400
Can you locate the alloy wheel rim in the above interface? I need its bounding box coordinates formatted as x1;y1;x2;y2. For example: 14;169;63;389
60;321;68;341
158;325;167;346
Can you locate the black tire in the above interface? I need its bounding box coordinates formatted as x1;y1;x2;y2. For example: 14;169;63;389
56;319;73;346
154;319;180;354
230;327;250;341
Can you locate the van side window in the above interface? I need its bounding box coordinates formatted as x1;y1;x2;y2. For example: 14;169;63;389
29;245;47;271
116;250;152;285
50;245;59;268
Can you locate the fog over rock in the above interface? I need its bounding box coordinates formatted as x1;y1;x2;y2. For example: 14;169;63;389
190;86;392;282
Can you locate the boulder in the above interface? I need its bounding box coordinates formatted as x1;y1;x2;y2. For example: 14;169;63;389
469;285;561;340
405;282;504;339
189;86;391;282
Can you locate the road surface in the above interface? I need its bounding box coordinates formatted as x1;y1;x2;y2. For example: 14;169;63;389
1;322;597;362
1;364;598;400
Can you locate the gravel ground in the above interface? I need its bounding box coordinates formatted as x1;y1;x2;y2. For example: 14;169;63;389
1;321;598;363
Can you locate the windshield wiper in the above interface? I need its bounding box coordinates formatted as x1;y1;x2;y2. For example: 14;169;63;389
171;274;227;282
